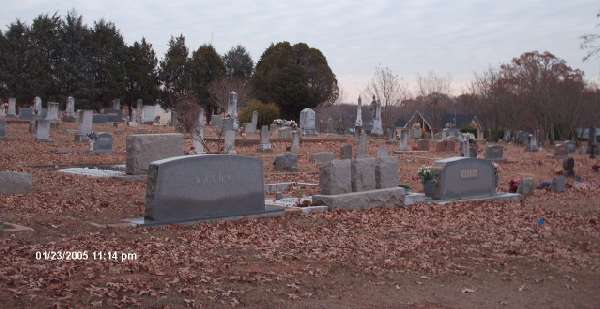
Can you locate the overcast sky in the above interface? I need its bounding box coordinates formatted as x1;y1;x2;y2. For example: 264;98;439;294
2;0;599;101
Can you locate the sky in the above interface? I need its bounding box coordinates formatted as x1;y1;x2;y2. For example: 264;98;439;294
1;0;599;101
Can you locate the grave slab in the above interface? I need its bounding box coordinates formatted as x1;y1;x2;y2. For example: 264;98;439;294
313;187;406;210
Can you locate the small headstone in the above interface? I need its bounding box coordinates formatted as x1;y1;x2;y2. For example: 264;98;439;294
484;144;504;161
562;157;575;177
248;110;258;133
274;153;298;171
340;144;353;159
517;177;535;196
299;108;317;135
0;171;32;194
398;129;409;151
126;133;184;175
320;159;352;195
310;152;335;165
36;119;50;141
93;133;113;154
290;130;300;154
375;157;399;189
7;98;17;117
258;125;272;152
357;132;369;158
351;158;376;192
551;176;566;193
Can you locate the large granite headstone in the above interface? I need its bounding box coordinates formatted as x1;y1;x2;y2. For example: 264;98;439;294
430;157;497;200
126;133;184;175
143;155;277;224
299;108;317;136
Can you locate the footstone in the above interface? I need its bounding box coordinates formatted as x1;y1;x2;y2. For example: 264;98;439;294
126;133;184;175
273;153;298;172
310;152;335;165
375;157;399;189
143;155;277;224
340;144;353;159
319;159;351;195
351;158;376;192
93;133;113;154
552;176;566;193
0;172;32;194
313;187;405;210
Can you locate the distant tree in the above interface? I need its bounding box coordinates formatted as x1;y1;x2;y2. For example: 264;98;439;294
158;35;190;109
125;37;159;105
366;65;407;128
58;10;91;105
85;19;127;110
581;11;600;61
252;42;338;120
189;44;225;115
2;20;33;102
28;13;63;103
223;45;254;79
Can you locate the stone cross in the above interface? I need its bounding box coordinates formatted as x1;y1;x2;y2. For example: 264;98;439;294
291;130;300;154
66;96;75;117
227;91;239;130
357;131;369;158
7;98;17;117
193;108;206;154
371;96;383;136
355;96;363;130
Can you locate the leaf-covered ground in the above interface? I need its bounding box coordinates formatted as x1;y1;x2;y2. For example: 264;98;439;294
1;122;599;308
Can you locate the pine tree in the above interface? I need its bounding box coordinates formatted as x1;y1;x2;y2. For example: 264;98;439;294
158;35;189;109
189;44;225;114
125;37;159;105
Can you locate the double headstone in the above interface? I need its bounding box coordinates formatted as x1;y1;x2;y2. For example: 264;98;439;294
429;157;497;200
143;155;276;224
375;157;399;189
299;108;317;136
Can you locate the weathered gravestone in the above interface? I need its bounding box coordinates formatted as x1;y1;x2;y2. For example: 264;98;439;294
193;109;206;154
0;172;32;194
274;153;298;172
517;176;535;196
46;102;60;122
375;157;399;189
340;144;353;160
93;133;113;154
126;133;184;175
310;152;335;165
370;96;383;136
75;110;94;142
351;157;376;192
64;96;76;121
223;117;236;154
0;120;5;139
141;155;280;224
7;98;17;117
319;159;352;195
485;144;504;161
248;110;258;134
552;176;566;193
563;157;575;177
36;119;50;141
299;108;317;136
19;107;34;121
258;125;272;152
429;157;497;200
357;132;369;158
290;130;300;154
397;129;410;151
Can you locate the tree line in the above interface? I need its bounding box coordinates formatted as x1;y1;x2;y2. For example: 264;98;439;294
0;11;339;121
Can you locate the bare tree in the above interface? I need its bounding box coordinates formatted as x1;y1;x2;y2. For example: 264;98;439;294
207;77;250;114
581;11;600;61
366;65;408;128
417;71;452;97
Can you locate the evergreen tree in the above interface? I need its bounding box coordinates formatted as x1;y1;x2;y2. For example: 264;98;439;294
223;45;254;79
253;42;338;120
58;10;91;106
28;13;63;103
189;44;225;114
125;37;159;105
158;34;189;109
3;20;32;102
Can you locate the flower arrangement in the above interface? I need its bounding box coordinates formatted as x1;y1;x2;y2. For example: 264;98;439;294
417;166;438;184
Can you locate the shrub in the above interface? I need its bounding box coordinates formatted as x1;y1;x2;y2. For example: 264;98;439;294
238;99;281;127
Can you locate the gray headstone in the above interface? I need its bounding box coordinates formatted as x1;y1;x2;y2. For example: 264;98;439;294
484;144;504;161
258;125;272;152
112;98;121;111
430;157;497;200
65;96;76;119
136;99;143;123
248;110;258;133
33;97;42;116
78;110;94;137
274;153;298;172
0;120;5;139
375;157;399;189
211;114;223;128
227;91;239;129
19;107;34;120
351;157;376;192
46;102;60;121
340;144;353;160
357;132;369;158
290;130;300;154
398;129;409;151
551;176;566;193
278;127;292;139
299;108;317;135
7;98;17;116
319;159;352;195
0;171;32;194
36;119;50;141
193;109;205;154
126;133;185;175
93;133;113;154
224;129;236;154
517;177;535;196
310;152;335;165
527;135;539;152
144;155;270;224
371;97;383;136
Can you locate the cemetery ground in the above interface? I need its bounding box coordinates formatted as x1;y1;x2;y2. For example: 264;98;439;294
1;122;600;308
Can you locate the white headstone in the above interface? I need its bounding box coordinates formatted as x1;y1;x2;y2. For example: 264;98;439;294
66;96;75;117
227;92;239;129
192;109;206;154
398;129;409;151
355;96;363;128
259;125;272;152
299;108;317;135
7;98;17;116
79;110;94;136
33;97;43;116
371;96;383;136
36;119;50;141
46;102;60;121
